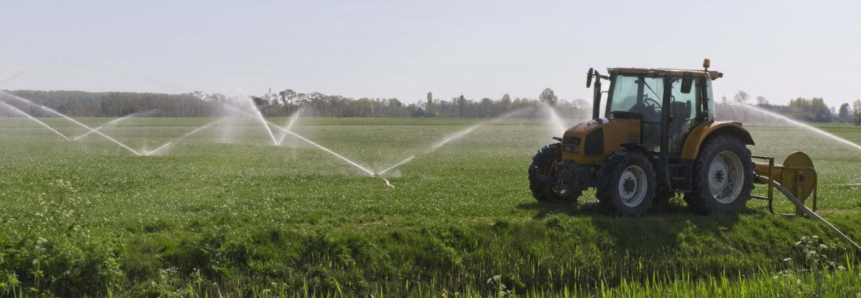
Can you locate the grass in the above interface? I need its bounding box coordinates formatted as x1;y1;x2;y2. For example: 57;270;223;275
1;116;861;297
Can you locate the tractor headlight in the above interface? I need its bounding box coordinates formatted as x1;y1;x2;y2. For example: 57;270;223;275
563;137;581;153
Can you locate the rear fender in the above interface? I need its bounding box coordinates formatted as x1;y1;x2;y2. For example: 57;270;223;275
681;121;754;160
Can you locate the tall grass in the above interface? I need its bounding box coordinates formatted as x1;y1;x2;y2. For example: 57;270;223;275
1;118;861;296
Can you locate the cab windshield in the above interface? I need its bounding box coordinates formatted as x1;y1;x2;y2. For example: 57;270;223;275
608;75;664;122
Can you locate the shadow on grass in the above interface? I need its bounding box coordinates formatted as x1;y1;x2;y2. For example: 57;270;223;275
517;196;766;258
516;197;698;220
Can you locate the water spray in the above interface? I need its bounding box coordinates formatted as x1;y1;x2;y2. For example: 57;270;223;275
375;108;534;177
220;103;375;176
276;107;304;146
241;96;279;145
735;104;861;153
376;156;415;176
542;103;568;136
0;100;70;140
144;117;229;156
271;124;376;176
72;111;151;141
0;91;142;156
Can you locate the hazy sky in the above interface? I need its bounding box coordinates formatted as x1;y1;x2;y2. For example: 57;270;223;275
2;1;860;107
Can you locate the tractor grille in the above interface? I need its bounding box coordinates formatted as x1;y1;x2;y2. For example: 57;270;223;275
584;128;604;155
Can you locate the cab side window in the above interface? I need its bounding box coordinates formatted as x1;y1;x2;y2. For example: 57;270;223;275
671;79;696;120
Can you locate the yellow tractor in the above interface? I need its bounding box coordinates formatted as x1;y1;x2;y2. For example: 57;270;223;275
529;59;758;215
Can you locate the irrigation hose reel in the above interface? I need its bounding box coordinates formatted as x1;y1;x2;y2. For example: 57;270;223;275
752;152;818;215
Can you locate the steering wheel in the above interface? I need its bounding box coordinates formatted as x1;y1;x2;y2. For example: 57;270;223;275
639;97;662;121
644;97;661;110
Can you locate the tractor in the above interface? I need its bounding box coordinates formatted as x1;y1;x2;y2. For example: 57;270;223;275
528;59;758;215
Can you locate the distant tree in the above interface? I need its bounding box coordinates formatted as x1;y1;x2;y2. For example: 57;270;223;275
539;88;558;106
838;103;850;123
479;98;493;117
854;100;861;126
722;95;728;104
788;97;832;123
426;92;435;117
756;96;769;106
497;94;512;115
251;96;267;107
734;91;750;105
572;98;589;109
278;89;297;113
456;94;466;117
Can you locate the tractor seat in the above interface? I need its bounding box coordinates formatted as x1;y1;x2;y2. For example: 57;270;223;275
672;100;691;122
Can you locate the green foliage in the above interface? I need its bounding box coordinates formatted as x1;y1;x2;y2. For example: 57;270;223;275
854;100;861;126
787;97;833;123
0;180;124;297
838;103;851;123
1;117;861;296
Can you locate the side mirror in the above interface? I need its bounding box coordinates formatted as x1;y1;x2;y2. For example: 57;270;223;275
680;72;693;94
586;68;594;88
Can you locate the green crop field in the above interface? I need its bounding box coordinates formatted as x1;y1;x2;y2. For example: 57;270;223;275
1;117;861;297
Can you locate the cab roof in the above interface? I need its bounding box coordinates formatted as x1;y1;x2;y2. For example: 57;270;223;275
608;68;723;79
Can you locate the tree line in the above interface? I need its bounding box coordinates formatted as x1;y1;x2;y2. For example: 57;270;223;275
3;89;860;125
0;90;218;117
244;87;589;119
0;88;590;119
722;91;861;125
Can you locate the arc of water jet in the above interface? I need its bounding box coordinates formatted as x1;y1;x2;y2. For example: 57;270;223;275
183;117;230;138
144;117;229;156
73;112;143;141
542;103;568;135
0;100;70;140
255;112;278;145
376;108;534;176
276;108;304;145
241;97;279;145
376;123;484;176
0;91;142;156
430;123;485;151
376;156;415;176
220;103;375;176
145;142;174;156
736;104;861;152
272;125;376;176
276;132;288;146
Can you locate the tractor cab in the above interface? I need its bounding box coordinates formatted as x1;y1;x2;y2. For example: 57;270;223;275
592;66;721;154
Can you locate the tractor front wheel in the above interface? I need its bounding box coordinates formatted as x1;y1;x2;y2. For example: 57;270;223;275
596;150;656;216
528;143;580;204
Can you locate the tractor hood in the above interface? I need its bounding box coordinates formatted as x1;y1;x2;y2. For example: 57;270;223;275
561;118;641;165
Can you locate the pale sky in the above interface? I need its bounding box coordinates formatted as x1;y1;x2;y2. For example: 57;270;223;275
2;1;860;107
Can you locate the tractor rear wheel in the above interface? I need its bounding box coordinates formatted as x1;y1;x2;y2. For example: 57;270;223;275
528;143;580;204
596;150;656;216
685;134;754;214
